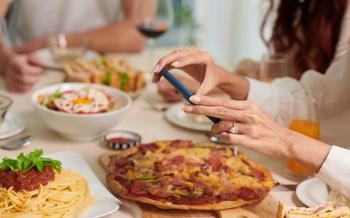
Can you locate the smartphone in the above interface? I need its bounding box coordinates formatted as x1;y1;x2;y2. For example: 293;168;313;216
160;68;221;124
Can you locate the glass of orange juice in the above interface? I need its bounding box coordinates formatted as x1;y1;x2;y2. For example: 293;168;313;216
286;89;324;178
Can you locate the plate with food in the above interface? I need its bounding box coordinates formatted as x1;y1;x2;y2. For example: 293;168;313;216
63;56;145;98
101;140;276;211
166;103;212;132
35;47;99;70
32;83;132;141
277;201;350;218
0;149;120;217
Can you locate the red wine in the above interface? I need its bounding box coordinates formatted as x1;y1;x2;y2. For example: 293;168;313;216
137;21;168;38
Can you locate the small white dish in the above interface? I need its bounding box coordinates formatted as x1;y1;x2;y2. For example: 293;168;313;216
35;48;99;70
296;177;329;207
0;112;25;139
47;151;120;218
165;103;212;132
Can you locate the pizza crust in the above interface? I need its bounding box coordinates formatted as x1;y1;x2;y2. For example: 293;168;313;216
107;174;265;210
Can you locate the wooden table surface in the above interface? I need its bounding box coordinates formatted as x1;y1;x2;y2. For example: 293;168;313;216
0;47;299;218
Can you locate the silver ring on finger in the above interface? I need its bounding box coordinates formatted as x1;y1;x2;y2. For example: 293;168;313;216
230;122;239;134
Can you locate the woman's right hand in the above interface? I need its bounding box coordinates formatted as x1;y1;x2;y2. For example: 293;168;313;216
153;48;226;96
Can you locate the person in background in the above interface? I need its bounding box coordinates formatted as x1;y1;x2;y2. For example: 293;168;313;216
7;0;147;54
0;0;42;92
0;0;149;93
158;0;350;102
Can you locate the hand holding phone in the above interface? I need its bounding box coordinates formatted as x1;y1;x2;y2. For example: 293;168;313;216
160;69;221;124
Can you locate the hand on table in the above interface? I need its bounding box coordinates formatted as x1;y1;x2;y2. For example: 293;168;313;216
4;54;43;93
153;48;224;96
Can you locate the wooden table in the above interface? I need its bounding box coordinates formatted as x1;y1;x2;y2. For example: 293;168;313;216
0;47;299;218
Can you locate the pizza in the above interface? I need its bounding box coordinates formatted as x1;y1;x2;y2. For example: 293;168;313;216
106;140;275;210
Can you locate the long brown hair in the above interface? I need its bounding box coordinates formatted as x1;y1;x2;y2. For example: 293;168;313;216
261;0;347;77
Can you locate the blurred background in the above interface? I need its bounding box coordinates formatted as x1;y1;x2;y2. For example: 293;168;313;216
156;0;269;68
0;0;270;69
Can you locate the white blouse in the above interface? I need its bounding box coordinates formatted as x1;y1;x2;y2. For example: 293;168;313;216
247;48;350;199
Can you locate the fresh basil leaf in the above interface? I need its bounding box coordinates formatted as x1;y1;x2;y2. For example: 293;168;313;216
29;149;43;159
42;158;62;172
1;158;18;171
16;153;26;171
35;159;44;172
22;158;34;172
0;149;62;173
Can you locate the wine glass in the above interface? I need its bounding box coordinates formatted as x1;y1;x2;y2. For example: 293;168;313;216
132;0;174;80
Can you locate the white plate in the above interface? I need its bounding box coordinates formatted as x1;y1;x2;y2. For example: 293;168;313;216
35;48;99;70
47;151;120;218
0;112;25;139
165;103;212;132
296;177;329;207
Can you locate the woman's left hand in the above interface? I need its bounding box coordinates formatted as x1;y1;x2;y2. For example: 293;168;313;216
184;95;292;158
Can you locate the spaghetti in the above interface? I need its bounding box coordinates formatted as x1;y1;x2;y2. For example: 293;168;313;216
0;169;93;218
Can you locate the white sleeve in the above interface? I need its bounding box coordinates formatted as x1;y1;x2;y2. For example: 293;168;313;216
333;1;350;62
317;146;350;199
247;77;303;127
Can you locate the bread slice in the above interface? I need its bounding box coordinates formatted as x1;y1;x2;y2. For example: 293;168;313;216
277;201;350;218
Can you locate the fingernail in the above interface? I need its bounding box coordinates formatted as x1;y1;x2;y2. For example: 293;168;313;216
171;61;181;67
153;64;161;73
183;105;193;112
189;95;200;104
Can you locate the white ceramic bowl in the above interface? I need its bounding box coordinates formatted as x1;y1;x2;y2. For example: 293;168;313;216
32;83;132;141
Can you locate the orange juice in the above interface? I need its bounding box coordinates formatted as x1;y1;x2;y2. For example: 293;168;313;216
287;119;321;174
289;119;320;139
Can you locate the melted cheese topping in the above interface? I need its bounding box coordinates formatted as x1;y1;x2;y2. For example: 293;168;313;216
121;141;275;200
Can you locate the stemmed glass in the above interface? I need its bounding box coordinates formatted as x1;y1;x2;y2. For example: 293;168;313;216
132;0;174;80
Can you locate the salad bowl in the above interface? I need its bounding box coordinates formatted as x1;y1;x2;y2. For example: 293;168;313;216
31;83;132;141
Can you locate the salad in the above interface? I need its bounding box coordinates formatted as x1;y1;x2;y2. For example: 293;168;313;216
38;87;117;114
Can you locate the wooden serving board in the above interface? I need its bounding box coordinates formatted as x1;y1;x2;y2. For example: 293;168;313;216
100;152;278;218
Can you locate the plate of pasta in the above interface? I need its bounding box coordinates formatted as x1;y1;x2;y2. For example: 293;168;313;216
0;149;120;218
